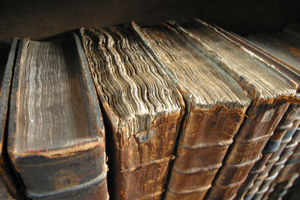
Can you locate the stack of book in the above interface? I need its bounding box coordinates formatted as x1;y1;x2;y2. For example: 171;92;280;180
0;19;299;200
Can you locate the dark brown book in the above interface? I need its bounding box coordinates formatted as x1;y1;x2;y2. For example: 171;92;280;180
244;26;300;200
267;173;299;200
209;27;300;200
227;30;300;200
172;19;298;200
255;128;300;200
243;111;300;200
133;22;250;200
80;26;184;200
277;140;300;183
0;39;22;199
265;137;300;200
8;35;108;200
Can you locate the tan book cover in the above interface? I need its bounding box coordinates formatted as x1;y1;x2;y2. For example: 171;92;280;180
212;26;300;200
8;35;108;200
80;26;184;200
173;19;297;200
133;22;250;200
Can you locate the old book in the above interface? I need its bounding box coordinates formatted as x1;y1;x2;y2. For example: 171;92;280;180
173;19;298;200
0;40;22;199
265;133;300;200
257;128;300;200
80;26;184;200
211;27;300;200
243;109;300;200
244;27;300;200
133;22;250;200
8;35;108;200
229;30;300;200
277;139;300;183
267;174;299;200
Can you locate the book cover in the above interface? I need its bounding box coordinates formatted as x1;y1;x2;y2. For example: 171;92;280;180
133;22;250;200
8;35;108;200
212;27;300;200
174;19;297;200
80;26;184;200
0;39;22;199
262;130;300;200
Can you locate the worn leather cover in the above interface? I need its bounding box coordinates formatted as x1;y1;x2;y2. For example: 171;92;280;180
213;28;300;200
267;174;299;200
7;35;108;200
207;101;290;200
0;39;22;199
276;141;300;183
133;22;250;200
243;107;300;200
265;141;300;200
81;26;185;200
165;107;246;200
246;27;300;200
172;19;298;200
255;129;300;200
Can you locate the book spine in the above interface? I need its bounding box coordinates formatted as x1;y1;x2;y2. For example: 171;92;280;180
237;104;300;199
235;154;271;200
80;27;185;200
165;107;246;200
0;39;22;198
8;38;109;200
265;136;300;200
244;137;292;200
12;141;108;200
205;100;290;200
277;143;300;183
111;113;183;200
267;174;299;200
209;24;300;200
252;127;300;200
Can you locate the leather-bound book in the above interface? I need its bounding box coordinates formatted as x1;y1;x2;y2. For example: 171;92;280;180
244;28;300;200
210;27;300;200
0;40;22;199
266;137;300;200
173;19;298;200
243;111;300;200
80;26;184;200
277;140;300;184
8;35;108;200
133;22;250;200
267;174;299;200
258;128;300;200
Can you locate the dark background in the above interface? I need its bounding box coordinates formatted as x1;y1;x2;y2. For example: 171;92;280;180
0;0;300;43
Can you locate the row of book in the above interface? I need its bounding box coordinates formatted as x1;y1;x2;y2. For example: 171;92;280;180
0;19;299;200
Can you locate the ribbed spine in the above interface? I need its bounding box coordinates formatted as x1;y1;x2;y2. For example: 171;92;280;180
239;104;300;200
252;127;300;200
